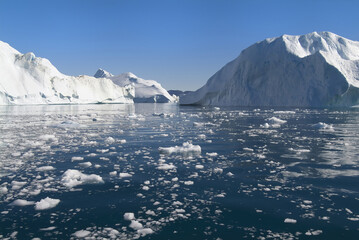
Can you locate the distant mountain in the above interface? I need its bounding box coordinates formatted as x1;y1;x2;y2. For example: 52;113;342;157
0;41;134;105
180;32;359;107
94;70;178;103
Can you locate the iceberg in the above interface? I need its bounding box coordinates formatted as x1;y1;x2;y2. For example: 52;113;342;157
94;69;178;103
0;41;134;105
180;32;359;107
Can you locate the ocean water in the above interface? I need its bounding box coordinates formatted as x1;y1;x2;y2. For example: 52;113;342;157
0;104;358;239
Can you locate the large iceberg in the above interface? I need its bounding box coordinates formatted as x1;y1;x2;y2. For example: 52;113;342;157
0;41;134;105
94;69;178;103
180;32;359;107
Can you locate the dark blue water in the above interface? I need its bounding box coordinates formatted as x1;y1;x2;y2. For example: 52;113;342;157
0;104;358;239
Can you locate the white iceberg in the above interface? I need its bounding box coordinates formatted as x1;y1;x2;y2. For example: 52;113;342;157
181;32;359;107
0;41;134;105
94;69;178;103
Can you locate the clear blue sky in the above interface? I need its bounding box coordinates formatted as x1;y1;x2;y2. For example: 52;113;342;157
1;0;358;90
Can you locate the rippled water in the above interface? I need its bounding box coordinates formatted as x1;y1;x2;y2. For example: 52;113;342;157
0;104;358;239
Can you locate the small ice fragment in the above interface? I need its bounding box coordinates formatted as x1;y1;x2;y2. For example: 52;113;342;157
137;228;154;236
195;165;204;170
312;122;333;130
184;181;194;185
119;173;132;178
10;199;35;206
71;156;84;161
35;197;60;210
124;212;135;221
226;172;234;177
284;218;297;224
206;152;218;157
157;163;176;170
158;142;201;155
73;230;91;238
105;137;115;144
61;169;104;188
213;168;223;174
37;166;55;171
129;220;143;230
78;162;92;168
0;186;8;194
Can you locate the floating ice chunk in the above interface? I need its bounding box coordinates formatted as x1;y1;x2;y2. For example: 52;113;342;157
71;156;84;161
10;199;35;206
158;142;201;155
109;171;117;176
198;134;206;139
137;228;154;236
157;163;176;170
184;181;194;185
312;122;333;130
146;210;156;216
195;165;204;170
226;172;234;177
284;218;297;224
61;169;104;188
119;173;132;178
35;197;60;210
243;147;254;152
142;186;150;191
37;166;55;171
11;181;27;190
119;139;127;144
0;186;8;194
213;168;223;174
105;137;115;144
172;177;178;181
129;220;143;230
206;152;218;157
78;162;92;168
213;107;220;111
124;212;135;221
73;230;91;238
266;117;287;124
39;226;57;231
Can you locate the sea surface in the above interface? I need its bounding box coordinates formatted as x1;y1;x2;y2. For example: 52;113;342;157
0;104;358;239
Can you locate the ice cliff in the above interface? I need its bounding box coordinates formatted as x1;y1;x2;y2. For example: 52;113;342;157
94;69;178;103
0;41;134;105
180;32;359;107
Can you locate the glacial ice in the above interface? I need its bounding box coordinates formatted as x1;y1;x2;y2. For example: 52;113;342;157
0;41;134;105
181;32;359;107
94;69;178;103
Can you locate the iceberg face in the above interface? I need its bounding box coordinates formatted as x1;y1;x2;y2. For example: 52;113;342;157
0;41;134;105
180;32;359;107
94;69;178;103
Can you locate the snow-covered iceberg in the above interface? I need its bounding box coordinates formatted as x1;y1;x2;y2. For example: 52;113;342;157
94;69;178;103
0;41;134;105
180;32;359;107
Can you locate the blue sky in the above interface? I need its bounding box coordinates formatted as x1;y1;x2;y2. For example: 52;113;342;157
1;0;358;90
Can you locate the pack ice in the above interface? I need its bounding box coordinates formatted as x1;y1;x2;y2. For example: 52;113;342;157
0;41;134;105
181;32;359;107
94;69;178;103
